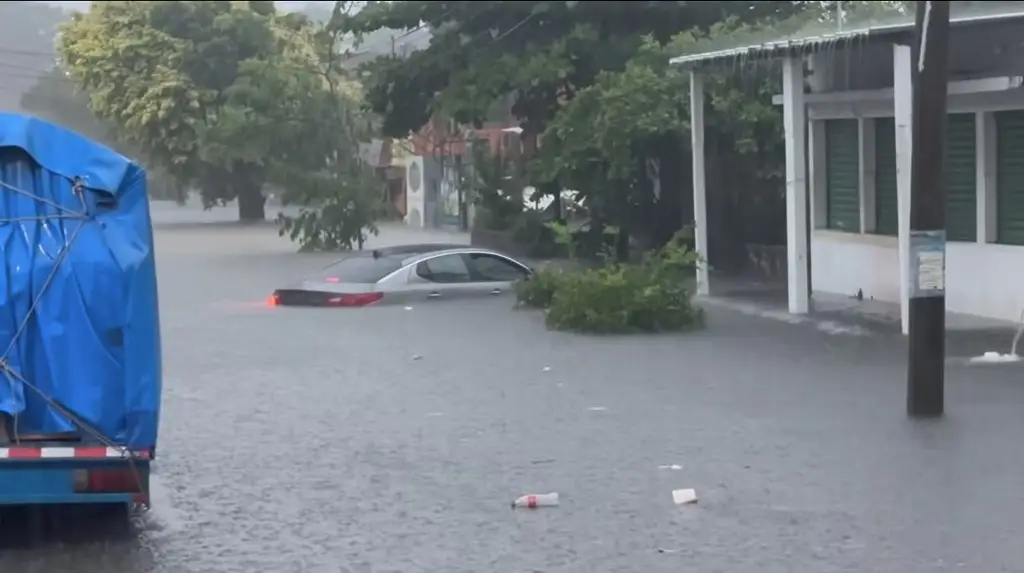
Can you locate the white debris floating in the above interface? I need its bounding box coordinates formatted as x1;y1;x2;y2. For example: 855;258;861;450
542;366;552;372
511;492;560;509
968;351;1022;364
672;488;698;505
658;464;683;471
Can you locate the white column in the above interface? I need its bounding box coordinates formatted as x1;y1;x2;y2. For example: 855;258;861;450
810;120;828;228
690;71;710;296
782;56;810;314
859;119;877;233
978;111;997;243
893;44;913;335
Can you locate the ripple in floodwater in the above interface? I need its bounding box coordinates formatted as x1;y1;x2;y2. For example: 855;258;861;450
0;478;188;571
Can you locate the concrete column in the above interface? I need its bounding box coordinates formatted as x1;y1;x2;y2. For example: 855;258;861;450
689;71;710;296
809;120;828;228
978;111;997;243
782;56;810;314
893;44;913;334
859;119;877;233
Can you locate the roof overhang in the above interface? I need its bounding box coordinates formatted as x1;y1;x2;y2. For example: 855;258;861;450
670;10;1024;70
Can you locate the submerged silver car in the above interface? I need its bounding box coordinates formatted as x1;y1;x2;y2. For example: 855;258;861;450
270;244;534;307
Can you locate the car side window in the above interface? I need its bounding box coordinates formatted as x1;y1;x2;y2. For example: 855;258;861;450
416;254;472;284
467;253;529;282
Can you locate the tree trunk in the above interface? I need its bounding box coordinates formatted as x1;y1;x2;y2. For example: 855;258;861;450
237;184;266;222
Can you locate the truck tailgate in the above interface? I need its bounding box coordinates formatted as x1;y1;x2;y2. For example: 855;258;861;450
0;446;151;506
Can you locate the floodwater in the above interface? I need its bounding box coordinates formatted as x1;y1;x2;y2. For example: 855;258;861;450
3;203;1024;573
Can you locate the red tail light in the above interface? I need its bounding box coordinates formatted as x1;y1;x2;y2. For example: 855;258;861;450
326;292;384;307
73;468;140;494
266;293;280;307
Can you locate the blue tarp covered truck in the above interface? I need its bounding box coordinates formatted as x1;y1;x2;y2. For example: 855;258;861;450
0;113;161;509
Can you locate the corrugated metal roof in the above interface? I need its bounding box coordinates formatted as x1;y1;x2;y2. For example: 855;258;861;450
670;8;1024;68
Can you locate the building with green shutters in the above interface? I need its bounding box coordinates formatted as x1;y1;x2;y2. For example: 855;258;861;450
673;4;1024;333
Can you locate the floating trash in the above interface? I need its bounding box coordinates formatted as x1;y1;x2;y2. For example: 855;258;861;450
968;351;1022;364
672;488;698;505
658;464;683;471
542;366;552;372
511;493;560;509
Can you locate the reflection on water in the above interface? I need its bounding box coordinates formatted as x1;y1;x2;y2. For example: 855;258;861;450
0;477;184;572
0;504;136;549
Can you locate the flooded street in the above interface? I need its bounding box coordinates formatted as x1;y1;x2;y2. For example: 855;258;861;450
4;203;1024;572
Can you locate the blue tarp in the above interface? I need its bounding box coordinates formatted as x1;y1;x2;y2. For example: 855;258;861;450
0;113;161;449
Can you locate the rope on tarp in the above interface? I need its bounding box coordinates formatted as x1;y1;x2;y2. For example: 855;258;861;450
0;175;139;462
0;177;87;218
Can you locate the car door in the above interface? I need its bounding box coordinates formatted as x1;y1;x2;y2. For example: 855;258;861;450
464;252;531;297
406;253;479;301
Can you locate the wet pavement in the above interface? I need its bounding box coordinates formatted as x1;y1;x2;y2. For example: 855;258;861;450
3;203;1024;572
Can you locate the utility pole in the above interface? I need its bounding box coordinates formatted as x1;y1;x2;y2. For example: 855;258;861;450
907;0;951;418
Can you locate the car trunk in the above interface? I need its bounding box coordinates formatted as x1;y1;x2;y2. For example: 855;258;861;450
275;281;380;307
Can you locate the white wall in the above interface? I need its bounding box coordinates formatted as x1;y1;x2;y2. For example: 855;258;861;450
812;233;1024;321
812;233;901;303
806;89;1024;323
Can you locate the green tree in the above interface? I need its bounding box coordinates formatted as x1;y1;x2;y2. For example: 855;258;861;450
539;1;909;261
334;1;812;256
268;10;384;250
58;0;366;223
335;1;805;137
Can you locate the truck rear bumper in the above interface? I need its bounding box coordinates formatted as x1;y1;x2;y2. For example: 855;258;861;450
0;447;151;506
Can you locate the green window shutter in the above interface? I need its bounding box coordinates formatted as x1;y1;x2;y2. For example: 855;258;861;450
996;110;1024;245
945;113;977;242
874;118;898;235
825;119;860;232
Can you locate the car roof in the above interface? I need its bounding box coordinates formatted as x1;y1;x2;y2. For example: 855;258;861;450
395;246;517;265
369;243;469;259
322;244;502;270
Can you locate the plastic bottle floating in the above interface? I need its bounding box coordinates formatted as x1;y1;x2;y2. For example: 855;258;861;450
511;493;560;509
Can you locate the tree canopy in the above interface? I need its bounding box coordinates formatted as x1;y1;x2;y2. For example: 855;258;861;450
340;0;909;261
338;1;805;139
58;0;373;227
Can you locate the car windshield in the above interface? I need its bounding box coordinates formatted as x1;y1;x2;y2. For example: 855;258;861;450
319;255;404;283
